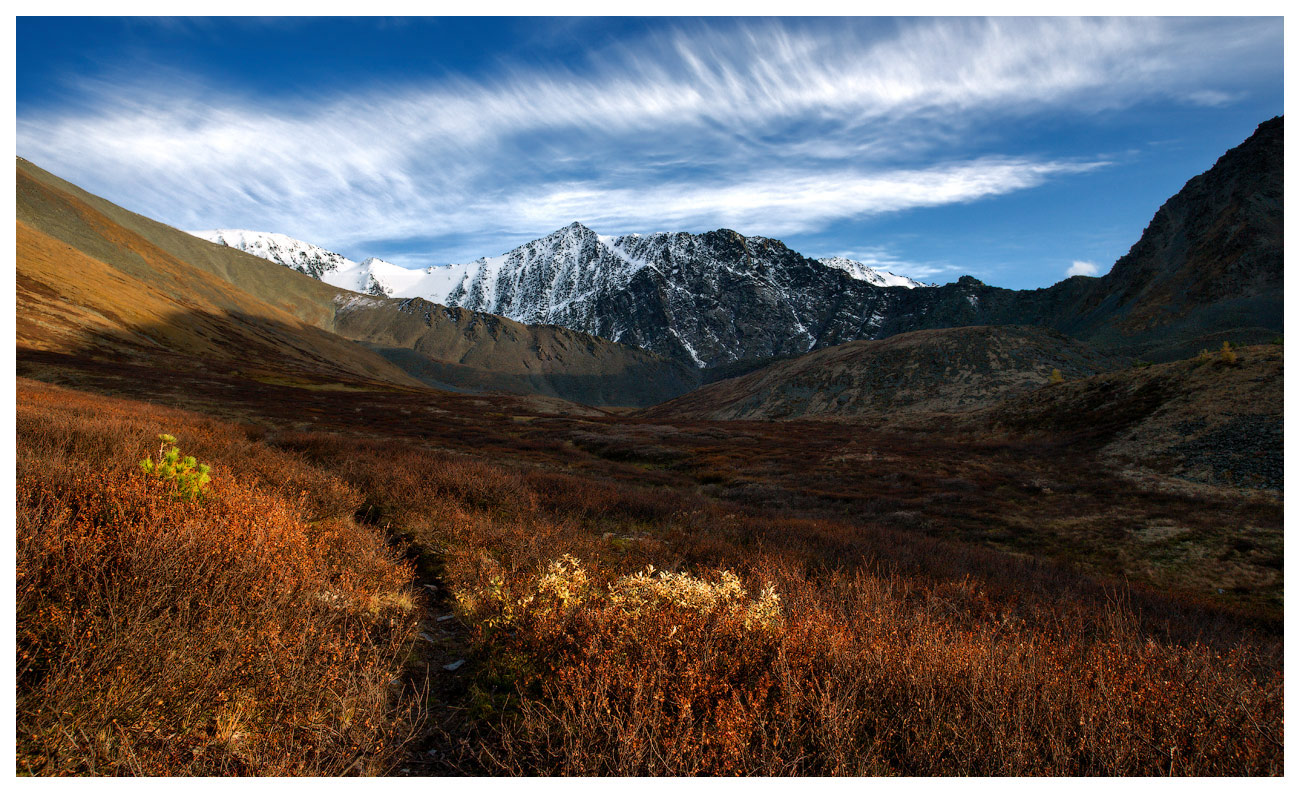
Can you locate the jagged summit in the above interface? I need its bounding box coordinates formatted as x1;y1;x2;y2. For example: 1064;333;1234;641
817;257;931;289
189;228;403;296
199;223;941;367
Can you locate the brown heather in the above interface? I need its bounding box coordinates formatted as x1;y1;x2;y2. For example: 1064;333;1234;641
265;415;1282;775
456;559;1279;775
16;384;420;775
15;377;1282;775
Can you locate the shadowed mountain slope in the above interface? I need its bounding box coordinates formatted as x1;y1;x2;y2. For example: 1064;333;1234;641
16;159;698;406
644;326;1120;420
854;117;1283;362
1036;115;1283;358
988;344;1283;491
331;294;699;405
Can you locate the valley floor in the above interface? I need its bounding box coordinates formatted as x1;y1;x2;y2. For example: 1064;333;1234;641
15;351;1284;775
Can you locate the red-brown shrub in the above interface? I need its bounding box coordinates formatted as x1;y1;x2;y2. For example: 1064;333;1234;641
16;382;419;775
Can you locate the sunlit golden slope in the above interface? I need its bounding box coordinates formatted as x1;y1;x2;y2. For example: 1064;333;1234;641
16;158;698;405
16;187;423;385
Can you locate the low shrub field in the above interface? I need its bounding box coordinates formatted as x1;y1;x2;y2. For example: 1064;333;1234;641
15;378;1283;775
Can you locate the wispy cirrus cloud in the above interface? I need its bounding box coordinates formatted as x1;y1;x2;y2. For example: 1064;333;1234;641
502;158;1107;237
16;17;1282;266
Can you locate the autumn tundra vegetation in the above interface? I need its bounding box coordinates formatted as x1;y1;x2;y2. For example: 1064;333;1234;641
15;369;1282;776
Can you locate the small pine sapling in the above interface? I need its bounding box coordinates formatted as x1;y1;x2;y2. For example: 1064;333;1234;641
139;433;212;501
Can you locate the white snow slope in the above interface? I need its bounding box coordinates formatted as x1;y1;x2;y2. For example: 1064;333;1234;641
188;229;413;297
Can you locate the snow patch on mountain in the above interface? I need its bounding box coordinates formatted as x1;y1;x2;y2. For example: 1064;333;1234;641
189;229;409;296
189;229;351;282
817;257;931;289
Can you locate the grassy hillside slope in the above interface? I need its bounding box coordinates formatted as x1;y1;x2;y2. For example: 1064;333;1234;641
16;171;420;386
17;158;699;406
647;326;1119;420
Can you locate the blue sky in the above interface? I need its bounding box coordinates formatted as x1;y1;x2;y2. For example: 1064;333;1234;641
16;16;1283;288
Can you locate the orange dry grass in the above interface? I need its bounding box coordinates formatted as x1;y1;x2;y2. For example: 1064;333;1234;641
16;382;419;775
17;378;1283;776
454;558;1282;775
233;425;1283;775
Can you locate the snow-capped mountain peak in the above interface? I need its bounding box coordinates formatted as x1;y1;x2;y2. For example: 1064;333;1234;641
817;257;931;289
189;229;415;297
190;229;354;281
189;224;942;368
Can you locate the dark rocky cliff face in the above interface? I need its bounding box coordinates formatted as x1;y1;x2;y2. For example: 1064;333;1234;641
849;116;1283;362
585;230;902;367
562;229;1067;369
1066;115;1283;357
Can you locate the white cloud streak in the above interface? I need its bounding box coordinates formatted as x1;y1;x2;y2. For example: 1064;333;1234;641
16;17;1281;265
504;158;1106;237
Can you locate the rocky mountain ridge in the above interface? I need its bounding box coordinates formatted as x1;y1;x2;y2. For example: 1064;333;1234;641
199;116;1282;370
192;224;941;367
